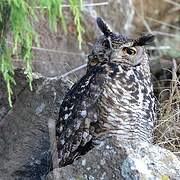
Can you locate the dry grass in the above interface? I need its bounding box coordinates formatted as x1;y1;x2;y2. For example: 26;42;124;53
135;0;180;154
154;59;180;155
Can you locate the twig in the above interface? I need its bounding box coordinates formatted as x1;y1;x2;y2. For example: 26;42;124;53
46;63;87;82
12;59;46;63
64;62;79;81
147;46;171;50
135;0;162;56
145;16;180;31
172;59;177;73
164;0;180;8
35;2;109;9
139;0;152;33
152;31;180;38
60;63;87;78
31;46;87;56
170;7;180;12
7;41;87;56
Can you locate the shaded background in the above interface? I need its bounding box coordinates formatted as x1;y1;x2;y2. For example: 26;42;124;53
11;0;180;77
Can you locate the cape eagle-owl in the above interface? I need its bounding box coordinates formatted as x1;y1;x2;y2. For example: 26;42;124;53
56;17;156;167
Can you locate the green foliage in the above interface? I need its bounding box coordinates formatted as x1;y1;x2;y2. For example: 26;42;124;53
39;0;67;32
0;41;16;107
0;1;15;107
0;0;84;107
8;0;39;91
69;0;84;49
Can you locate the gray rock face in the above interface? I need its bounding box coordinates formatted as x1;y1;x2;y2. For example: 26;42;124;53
121;142;180;179
46;139;180;180
46;139;126;180
0;70;68;179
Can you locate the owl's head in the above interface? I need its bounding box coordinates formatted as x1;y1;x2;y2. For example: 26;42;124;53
87;35;112;69
88;17;154;68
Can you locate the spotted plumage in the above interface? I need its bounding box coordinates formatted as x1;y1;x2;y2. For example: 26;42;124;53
56;17;156;167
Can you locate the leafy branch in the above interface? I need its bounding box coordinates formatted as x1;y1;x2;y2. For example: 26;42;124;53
0;0;84;107
69;0;84;49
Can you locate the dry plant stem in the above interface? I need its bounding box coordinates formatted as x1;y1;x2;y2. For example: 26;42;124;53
60;63;87;78
155;58;180;153
152;31;180;38
145;16;180;31
136;0;162;57
165;59;178;116
164;0;180;8
35;2;109;9
7;41;87;57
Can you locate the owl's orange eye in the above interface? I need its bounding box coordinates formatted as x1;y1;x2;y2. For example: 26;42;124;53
122;47;137;55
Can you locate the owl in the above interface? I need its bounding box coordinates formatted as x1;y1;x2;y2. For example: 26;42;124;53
56;17;156;167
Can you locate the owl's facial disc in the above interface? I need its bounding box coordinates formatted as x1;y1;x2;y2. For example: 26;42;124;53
110;43;145;67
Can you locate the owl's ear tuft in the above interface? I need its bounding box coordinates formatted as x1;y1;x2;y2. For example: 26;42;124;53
133;34;155;46
96;17;112;37
102;38;112;49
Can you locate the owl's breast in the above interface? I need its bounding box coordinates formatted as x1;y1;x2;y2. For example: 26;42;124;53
96;64;156;143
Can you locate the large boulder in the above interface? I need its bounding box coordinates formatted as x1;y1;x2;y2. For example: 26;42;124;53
46;139;180;180
0;70;68;179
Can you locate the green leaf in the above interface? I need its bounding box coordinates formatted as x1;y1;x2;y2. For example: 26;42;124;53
0;0;84;106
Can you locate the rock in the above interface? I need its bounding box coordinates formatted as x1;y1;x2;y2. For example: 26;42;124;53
46;139;180;180
0;69;68;179
121;142;180;179
1;69;180;180
46;139;126;180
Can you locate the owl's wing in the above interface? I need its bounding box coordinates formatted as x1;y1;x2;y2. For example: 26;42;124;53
56;66;106;167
